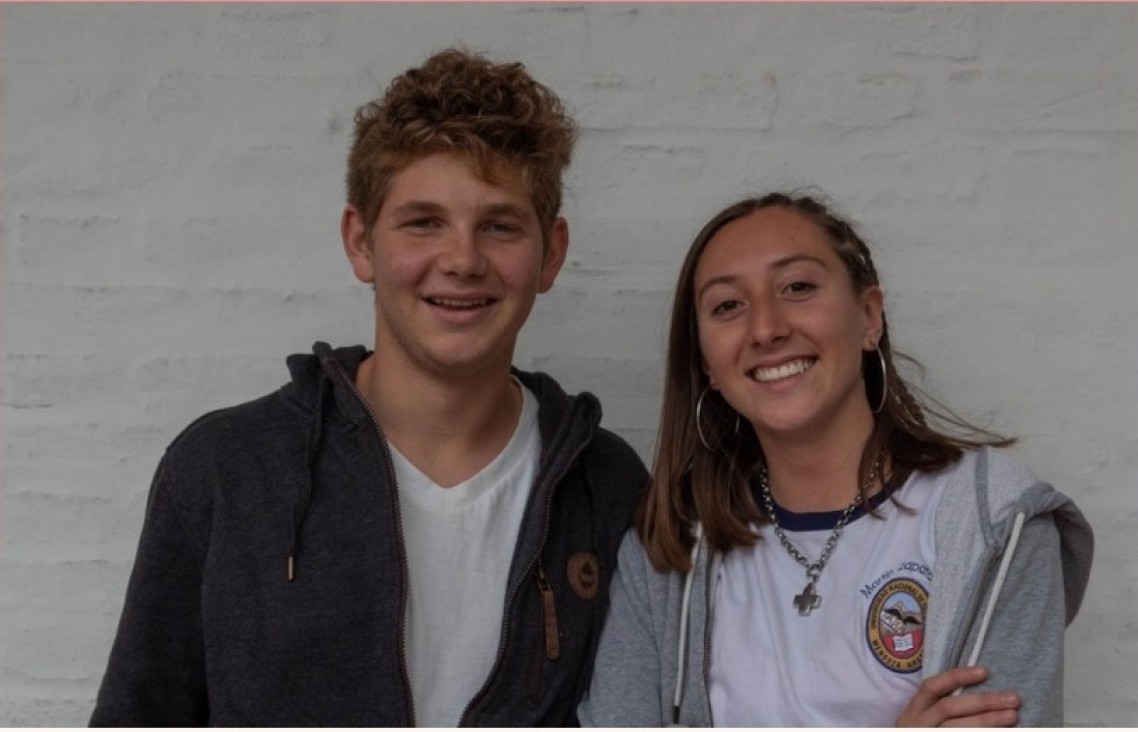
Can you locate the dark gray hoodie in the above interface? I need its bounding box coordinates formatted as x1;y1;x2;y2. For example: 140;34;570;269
91;343;647;726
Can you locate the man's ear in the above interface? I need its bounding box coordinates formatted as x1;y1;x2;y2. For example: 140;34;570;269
341;206;375;284
538;217;569;293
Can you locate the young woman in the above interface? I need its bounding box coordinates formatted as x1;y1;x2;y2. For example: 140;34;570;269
579;194;1093;726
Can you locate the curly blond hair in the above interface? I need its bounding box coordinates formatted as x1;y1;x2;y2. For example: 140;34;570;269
346;48;577;239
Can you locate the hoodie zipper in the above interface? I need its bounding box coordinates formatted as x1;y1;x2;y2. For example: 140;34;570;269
536;564;561;661
530;562;561;703
700;546;716;726
458;407;591;726
329;358;418;727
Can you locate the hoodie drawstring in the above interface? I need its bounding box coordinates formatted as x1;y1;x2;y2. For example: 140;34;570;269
289;369;331;581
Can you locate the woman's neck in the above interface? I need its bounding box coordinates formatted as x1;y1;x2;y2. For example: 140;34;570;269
757;410;878;513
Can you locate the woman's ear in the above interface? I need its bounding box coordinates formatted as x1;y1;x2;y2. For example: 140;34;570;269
700;358;719;390
861;286;885;349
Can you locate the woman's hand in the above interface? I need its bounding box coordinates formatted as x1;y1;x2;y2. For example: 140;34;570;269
896;666;1020;727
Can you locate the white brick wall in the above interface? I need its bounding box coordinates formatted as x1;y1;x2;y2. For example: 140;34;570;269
3;3;1135;725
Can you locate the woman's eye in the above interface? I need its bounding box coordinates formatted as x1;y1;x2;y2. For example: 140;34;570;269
711;299;741;316
785;281;816;295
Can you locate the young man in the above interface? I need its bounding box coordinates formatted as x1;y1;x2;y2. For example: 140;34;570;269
90;49;647;726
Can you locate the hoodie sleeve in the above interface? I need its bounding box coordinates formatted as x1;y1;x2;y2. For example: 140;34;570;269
964;513;1066;726
578;530;669;727
89;451;210;726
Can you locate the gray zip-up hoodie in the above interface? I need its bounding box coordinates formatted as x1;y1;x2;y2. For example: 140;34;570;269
579;448;1093;726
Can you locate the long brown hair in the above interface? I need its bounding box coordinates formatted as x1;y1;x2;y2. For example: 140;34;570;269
636;193;1013;572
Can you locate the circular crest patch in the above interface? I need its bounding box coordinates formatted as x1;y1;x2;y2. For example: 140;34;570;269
567;552;600;600
866;577;928;673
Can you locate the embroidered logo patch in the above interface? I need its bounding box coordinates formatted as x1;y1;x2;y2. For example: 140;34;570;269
866;577;928;673
567;552;600;600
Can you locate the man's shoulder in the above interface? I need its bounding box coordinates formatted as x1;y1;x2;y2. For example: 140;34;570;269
568;424;648;536
518;369;646;470
142;386;315;524
164;386;305;467
583;425;648;475
516;367;648;513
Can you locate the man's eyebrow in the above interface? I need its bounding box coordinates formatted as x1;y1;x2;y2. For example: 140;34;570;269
481;203;533;220
386;201;533;220
696;253;828;300
388;201;445;218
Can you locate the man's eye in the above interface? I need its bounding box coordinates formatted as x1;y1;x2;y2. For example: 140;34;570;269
484;222;519;235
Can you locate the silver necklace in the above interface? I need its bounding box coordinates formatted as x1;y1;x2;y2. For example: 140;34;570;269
758;463;877;616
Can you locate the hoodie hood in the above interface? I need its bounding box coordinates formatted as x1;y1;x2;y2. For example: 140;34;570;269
282;343;599;435
283;342;370;419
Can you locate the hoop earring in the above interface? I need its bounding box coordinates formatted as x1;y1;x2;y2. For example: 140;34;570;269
870;346;889;415
695;386;740;452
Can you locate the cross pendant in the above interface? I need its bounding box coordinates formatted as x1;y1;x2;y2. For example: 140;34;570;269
793;582;821;615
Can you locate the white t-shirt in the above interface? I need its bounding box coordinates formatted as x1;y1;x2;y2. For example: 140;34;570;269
709;471;949;726
391;382;540;727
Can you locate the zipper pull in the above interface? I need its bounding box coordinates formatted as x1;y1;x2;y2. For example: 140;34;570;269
536;565;560;660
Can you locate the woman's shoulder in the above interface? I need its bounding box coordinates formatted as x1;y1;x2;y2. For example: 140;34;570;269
928;446;1086;534
928;448;1094;626
616;526;665;575
614;526;696;592
925;445;1033;481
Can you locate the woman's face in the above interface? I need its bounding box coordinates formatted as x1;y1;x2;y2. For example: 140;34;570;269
693;207;883;445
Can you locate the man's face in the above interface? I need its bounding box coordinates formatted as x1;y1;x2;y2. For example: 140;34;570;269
342;152;568;381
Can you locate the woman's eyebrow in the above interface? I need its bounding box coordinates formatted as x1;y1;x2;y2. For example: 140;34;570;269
696;253;828;299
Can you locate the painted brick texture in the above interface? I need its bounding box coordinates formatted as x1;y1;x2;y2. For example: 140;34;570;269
3;4;1136;725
